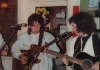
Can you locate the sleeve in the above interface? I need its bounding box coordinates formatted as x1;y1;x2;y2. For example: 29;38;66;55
0;33;8;50
0;33;4;48
11;34;24;59
44;32;60;58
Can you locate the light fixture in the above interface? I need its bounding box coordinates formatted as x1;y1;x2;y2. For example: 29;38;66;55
0;0;9;9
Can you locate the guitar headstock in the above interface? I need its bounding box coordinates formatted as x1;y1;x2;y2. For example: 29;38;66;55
57;32;72;42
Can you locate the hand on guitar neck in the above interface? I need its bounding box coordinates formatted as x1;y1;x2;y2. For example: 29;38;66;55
61;54;69;65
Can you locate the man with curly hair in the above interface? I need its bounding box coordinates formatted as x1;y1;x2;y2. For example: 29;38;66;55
61;12;100;70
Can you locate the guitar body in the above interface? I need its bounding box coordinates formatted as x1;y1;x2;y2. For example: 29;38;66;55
74;52;99;70
20;50;41;70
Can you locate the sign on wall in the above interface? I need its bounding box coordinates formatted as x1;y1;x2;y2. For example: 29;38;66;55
88;0;99;10
35;7;50;25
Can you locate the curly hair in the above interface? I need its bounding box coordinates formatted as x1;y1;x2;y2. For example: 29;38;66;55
27;13;44;34
69;12;96;35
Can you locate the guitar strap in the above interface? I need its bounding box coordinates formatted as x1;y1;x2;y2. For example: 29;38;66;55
38;31;44;47
74;37;81;57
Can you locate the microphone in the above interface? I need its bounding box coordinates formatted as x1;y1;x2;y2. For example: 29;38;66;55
10;23;27;27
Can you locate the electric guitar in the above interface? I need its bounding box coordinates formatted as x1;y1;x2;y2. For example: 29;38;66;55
32;47;99;70
20;32;72;70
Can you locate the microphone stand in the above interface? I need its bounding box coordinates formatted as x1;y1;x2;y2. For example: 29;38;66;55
0;25;22;70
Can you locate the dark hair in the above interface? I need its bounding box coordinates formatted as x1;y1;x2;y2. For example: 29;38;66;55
27;13;44;34
69;12;96;35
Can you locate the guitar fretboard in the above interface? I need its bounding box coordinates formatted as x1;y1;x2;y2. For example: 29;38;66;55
46;49;83;66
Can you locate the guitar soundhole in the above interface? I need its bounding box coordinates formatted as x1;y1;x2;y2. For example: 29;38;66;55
82;59;93;70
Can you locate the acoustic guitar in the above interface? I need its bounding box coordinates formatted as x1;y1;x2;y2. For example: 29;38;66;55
32;46;99;70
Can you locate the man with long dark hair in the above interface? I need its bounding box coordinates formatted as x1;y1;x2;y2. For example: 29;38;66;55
11;13;60;70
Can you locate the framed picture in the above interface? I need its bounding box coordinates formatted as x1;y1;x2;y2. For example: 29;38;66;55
35;6;66;25
88;0;99;10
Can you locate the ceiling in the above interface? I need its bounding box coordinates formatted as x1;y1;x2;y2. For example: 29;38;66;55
29;0;67;2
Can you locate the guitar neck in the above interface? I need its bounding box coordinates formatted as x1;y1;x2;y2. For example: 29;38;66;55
44;39;58;48
46;49;83;66
43;32;72;48
68;56;83;66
